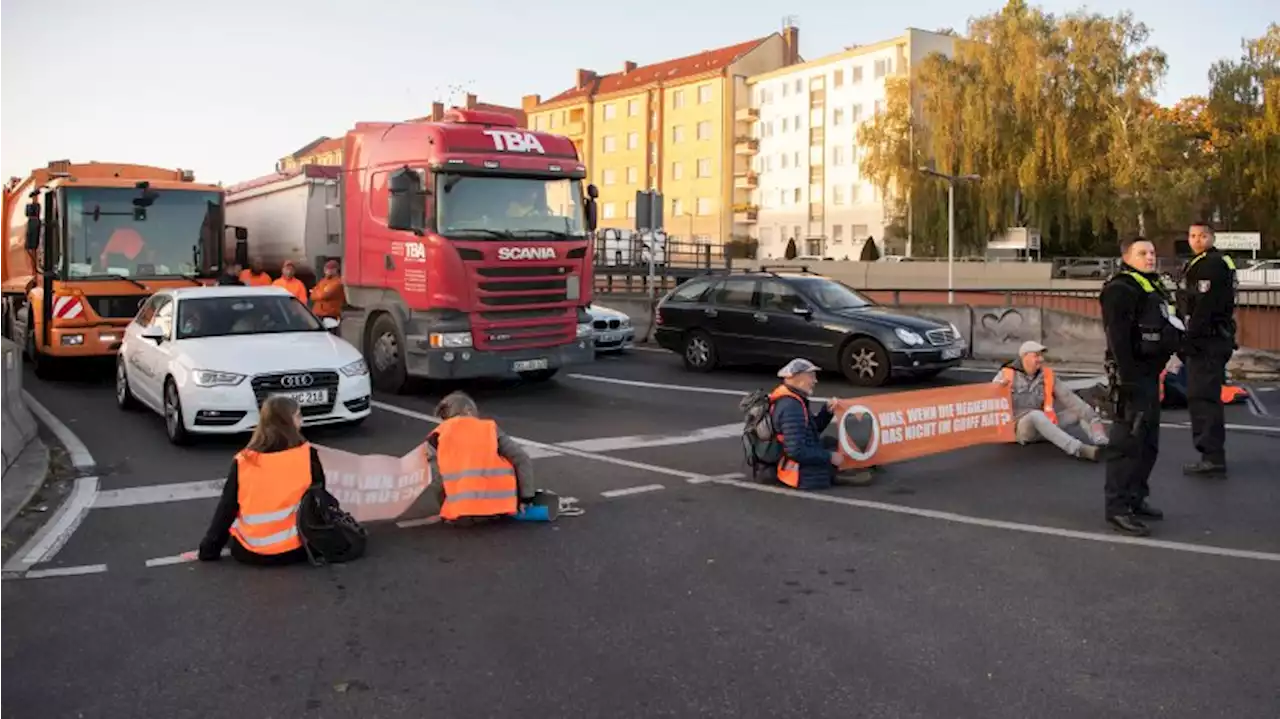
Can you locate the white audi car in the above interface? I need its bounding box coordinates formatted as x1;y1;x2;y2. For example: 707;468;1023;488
115;286;372;444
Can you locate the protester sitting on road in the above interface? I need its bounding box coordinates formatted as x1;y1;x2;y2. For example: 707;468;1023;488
426;391;536;522
993;341;1109;461
198;396;325;564
273;261;308;304
765;358;875;489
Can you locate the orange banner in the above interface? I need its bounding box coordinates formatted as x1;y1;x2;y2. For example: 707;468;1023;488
313;443;436;523
835;383;1016;468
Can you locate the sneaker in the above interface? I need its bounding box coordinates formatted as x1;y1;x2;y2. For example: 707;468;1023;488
1106;513;1150;536
1182;460;1227;478
1076;444;1101;462
833;469;876;487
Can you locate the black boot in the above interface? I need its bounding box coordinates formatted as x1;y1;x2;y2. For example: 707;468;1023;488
1132;501;1164;521
1106;514;1150;537
1182;460;1227;478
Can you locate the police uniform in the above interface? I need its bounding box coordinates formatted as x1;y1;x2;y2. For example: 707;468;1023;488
1099;265;1183;535
1179;248;1237;476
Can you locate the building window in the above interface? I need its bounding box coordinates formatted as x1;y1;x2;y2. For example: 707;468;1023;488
850;184;861;203
626;200;636;217
603;135;617;153
793;188;802;203
672;89;685;109
650;144;658;164
832;224;844;243
832;185;845;205
602;169;618;185
794;114;802;130
763;155;773;171
852;66;864;83
697;159;712;178
781;117;790;132
852;224;869;239
832;146;845;166
698;84;713;104
780;154;789;169
671;198;683;216
697;121;712;140
603;202;617;219
851;104;863;123
603;103;616;120
874;58;892;78
782;83;789;98
696;197;714;215
833;69;844;88
549;114;558;128
627;132;639;150
626;166;638;184
794;79;802;94
672;162;684;180
793;151;801;167
779;189;789;206
672;125;685;143
628;99;640;117
832;107;844;126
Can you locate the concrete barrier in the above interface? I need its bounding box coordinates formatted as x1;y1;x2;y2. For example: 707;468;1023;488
2;339;39;475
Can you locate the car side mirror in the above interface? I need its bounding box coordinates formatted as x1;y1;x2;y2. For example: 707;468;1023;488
140;325;165;343
321;316;340;330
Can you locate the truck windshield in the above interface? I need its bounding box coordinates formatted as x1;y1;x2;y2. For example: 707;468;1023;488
62;187;224;279
436;175;586;239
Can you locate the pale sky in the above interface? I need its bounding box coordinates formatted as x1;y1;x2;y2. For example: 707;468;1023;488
2;0;1273;185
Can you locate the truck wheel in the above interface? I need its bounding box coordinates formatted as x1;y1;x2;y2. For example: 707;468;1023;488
367;313;408;394
518;369;559;382
841;337;890;387
25;314;54;380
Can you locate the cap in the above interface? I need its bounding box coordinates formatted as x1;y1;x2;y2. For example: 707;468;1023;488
1018;340;1047;356
777;358;820;378
324;259;340;271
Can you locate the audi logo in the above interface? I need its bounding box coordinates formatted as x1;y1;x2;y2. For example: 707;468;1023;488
280;374;315;388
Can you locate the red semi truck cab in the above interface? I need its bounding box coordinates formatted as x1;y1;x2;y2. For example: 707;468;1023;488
332;109;598;391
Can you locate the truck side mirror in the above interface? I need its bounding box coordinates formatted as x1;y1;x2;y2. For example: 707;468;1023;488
24;203;40;250
585;183;599;232
235;240;249;267
234;226;248;241
387;167;426;234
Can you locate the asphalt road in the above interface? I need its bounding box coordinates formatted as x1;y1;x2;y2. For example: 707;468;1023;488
4;348;1279;718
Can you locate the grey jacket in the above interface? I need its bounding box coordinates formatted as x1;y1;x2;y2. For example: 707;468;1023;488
426;427;537;505
992;360;1095;421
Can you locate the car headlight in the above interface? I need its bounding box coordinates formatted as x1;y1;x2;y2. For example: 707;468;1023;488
894;328;925;346
576;322;593;338
949;322;965;344
192;369;246;387
429;331;472;348
339;358;368;377
618;317;631;328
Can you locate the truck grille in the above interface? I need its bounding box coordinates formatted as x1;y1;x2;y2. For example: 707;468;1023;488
926;328;956;346
466;263;578;351
251;371;339;417
84;295;147;320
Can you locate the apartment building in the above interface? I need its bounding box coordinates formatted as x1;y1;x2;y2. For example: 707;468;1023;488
523;29;799;244
276;94;526;172
743;29;956;259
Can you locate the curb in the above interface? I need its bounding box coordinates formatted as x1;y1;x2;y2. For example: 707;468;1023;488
21;390;95;473
1;437;50;531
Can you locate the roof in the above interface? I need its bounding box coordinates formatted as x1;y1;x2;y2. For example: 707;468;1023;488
226;164;341;195
539;36;772;106
165;285;292;299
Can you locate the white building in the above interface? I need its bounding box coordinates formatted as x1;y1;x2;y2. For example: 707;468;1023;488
741;29;957;260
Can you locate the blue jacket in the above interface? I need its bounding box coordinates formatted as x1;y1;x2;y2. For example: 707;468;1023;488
771;385;835;489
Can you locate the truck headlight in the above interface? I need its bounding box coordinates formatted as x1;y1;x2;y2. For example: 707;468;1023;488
192;369;246;387
894;328;925;346
429;332;472;348
339;358;368;377
576;323;593;338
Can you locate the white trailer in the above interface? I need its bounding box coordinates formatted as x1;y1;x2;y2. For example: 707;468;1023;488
224;165;343;287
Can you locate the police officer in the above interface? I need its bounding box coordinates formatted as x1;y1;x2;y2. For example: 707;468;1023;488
1179;222;1236;479
1099;237;1183;536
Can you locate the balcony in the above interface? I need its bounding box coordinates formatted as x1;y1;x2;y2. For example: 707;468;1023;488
732;203;759;223
735;107;760;122
562;121;585;136
733;172;759;189
734;137;759;154
808;203;824;222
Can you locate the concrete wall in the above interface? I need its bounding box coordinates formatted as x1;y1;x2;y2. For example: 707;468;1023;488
730;259;1104;290
2;339;39;478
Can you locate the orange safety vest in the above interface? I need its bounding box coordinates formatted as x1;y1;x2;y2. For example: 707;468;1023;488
239;269;272;286
309;276;346;319
768;384;810;488
1001;366;1057;424
1160;369;1249;405
228;444;312;555
430;417;519;520
274;277;307;303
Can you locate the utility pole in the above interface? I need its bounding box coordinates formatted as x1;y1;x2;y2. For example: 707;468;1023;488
918;167;980;304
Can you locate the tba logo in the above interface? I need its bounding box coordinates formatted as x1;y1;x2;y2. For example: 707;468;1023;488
839;404;880;461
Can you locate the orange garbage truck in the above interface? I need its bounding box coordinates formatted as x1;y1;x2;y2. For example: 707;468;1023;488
2;160;240;377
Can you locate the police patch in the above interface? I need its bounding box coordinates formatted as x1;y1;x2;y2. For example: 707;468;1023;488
1198;279;1211;293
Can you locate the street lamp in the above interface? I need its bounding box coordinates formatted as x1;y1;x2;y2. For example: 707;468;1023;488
919;167;981;304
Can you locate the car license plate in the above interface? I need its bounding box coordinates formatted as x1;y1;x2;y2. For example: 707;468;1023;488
942;347;964;360
274;389;329;406
597;332;619;343
512;358;549;372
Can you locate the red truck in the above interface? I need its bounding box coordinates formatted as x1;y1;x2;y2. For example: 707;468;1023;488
226;109;599;392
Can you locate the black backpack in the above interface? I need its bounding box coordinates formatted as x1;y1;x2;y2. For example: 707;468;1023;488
296;486;367;566
740;390;784;469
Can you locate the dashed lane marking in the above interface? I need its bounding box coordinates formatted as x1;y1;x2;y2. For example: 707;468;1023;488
95;480;225;508
558;423;742;452
600;484;665;498
2;564;109;581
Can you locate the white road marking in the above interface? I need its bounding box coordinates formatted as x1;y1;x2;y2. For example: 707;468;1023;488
15;564;108;580
704;476;1280;563
396;516;442;529
370;401;561;458
558;423;742;452
600;484;665;498
687;472;746;485
3;476;100;572
144;548;229;567
630;345;667;354
22;390;95;471
95;479;226;508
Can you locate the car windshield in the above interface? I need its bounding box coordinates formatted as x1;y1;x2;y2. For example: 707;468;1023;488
62;187;223;279
176;295;322;340
792;277;875;311
436;174;586;239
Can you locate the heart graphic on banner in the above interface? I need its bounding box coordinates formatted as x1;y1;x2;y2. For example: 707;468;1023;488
844;411;876;454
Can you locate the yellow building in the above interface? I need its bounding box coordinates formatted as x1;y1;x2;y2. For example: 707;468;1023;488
522;29;799;245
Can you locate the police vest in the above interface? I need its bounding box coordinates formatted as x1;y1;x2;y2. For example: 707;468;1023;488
1000;366;1057;424
430;417;519;520
768;384;810;488
1121;271;1183;360
229;443;312;555
1184;251;1238;338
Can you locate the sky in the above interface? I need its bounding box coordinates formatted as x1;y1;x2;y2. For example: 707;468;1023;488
2;0;1274;185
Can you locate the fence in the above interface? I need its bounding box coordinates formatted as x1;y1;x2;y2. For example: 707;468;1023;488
593;236;729;296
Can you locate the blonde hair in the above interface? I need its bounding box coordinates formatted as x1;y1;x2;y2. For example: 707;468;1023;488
434;391;478;420
243;395;306;455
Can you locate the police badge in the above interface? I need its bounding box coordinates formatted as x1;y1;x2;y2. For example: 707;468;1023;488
1198;279;1211;293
